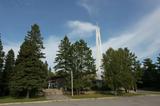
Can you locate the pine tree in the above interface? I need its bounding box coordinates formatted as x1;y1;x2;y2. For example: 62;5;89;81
142;58;157;88
10;24;46;98
42;61;49;88
48;67;55;80
0;36;5;96
3;49;15;95
157;54;160;73
55;37;96;94
156;54;160;88
54;36;72;89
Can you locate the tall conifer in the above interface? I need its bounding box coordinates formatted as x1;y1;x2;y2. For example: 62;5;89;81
3;49;15;95
10;24;46;98
0;36;5;96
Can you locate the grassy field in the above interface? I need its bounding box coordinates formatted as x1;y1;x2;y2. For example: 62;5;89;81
0;96;46;103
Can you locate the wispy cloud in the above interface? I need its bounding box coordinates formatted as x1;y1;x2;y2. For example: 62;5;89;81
67;20;97;38
78;0;105;16
92;8;160;59
3;7;160;68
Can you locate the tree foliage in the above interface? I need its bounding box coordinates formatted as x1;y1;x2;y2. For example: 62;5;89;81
3;49;15;95
0;36;5;96
1;24;160;98
157;54;160;71
156;54;160;88
102;48;141;94
71;40;96;94
10;24;47;98
48;67;55;80
54;36;96;94
54;36;72;88
141;58;160;89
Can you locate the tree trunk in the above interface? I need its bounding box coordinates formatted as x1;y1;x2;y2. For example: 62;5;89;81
76;89;78;95
125;89;127;93
26;90;30;98
114;88;117;96
134;85;137;92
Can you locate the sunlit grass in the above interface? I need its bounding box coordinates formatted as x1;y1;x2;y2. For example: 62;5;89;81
68;93;113;99
67;92;143;99
0;96;46;103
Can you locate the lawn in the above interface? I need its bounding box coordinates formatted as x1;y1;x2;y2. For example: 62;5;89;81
0;96;46;103
67;92;143;99
68;93;113;99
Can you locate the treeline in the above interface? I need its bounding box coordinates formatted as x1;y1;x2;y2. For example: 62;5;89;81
0;24;159;98
102;48;160;94
0;24;48;98
140;58;160;89
55;36;160;95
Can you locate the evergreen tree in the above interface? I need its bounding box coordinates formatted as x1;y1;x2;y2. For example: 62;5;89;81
43;61;49;88
142;58;159;89
54;36;72;89
55;37;96;94
157;54;160;72
48;67;55;80
0;36;5;96
142;58;157;88
10;24;47;98
156;54;160;88
3;49;15;95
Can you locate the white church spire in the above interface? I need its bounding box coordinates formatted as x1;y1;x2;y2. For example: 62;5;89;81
96;25;102;79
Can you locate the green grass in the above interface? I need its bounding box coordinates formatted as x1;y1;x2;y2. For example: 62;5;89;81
148;92;160;94
1;91;158;103
117;93;142;97
139;91;160;95
67;92;143;99
0;96;46;103
68;93;114;99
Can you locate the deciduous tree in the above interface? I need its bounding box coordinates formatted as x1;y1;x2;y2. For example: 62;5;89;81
102;48;141;94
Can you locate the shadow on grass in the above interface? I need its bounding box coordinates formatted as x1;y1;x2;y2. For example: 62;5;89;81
66;90;143;99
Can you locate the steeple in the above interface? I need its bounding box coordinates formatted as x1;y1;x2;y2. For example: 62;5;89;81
96;25;102;79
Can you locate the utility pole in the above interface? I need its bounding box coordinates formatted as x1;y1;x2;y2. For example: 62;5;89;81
71;70;73;96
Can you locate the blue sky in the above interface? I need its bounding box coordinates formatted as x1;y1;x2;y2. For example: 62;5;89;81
0;0;160;67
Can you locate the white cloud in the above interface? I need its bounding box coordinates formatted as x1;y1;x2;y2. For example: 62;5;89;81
92;8;160;59
3;36;60;68
43;36;60;68
3;41;21;58
67;20;97;38
3;7;160;69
